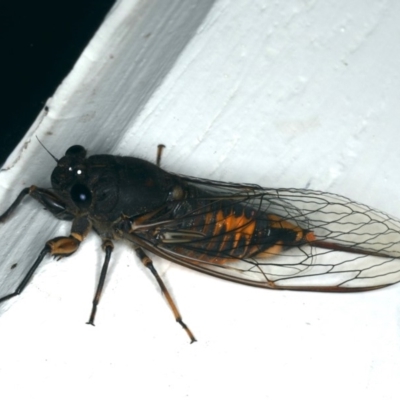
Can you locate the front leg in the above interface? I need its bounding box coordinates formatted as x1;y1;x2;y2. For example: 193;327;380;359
0;216;92;304
0;185;74;222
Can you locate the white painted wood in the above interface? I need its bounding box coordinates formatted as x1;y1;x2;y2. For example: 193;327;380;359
1;1;400;399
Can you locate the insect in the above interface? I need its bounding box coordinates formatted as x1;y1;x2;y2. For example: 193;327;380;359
1;144;400;342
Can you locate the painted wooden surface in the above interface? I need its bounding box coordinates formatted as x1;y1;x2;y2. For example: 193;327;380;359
1;1;400;399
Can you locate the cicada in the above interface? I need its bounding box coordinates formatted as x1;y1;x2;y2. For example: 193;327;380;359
1;144;400;342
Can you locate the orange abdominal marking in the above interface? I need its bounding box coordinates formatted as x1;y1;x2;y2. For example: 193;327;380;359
267;214;304;241
213;210;257;250
166;205;315;266
259;241;284;258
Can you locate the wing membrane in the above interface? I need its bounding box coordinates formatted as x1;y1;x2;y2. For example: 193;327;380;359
128;178;400;291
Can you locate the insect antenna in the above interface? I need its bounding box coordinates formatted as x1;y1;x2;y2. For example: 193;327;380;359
36;136;59;162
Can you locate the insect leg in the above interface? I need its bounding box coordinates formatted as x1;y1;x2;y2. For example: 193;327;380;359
134;247;196;343
87;240;113;326
0;245;50;303
0;217;91;305
0;235;83;304
0;186;73;222
0;187;30;222
156;144;165;167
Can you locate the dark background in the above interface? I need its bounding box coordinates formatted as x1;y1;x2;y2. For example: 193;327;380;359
0;0;116;166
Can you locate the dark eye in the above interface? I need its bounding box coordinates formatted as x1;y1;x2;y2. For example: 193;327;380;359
66;145;86;158
70;184;92;209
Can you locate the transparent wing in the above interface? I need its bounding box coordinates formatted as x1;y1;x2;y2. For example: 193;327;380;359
129;179;400;291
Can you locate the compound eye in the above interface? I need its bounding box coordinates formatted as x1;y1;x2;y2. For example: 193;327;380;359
66;145;86;158
70;184;92;209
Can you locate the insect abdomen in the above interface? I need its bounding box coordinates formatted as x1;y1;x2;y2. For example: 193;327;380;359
162;200;315;263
